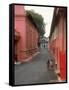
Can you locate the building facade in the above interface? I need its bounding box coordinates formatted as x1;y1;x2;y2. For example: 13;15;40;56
40;36;49;49
49;7;67;81
14;5;39;63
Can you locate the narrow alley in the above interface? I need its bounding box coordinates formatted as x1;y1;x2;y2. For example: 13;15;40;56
15;48;58;85
13;5;67;85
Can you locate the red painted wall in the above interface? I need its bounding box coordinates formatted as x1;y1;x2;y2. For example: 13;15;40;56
14;5;27;62
49;8;66;81
14;5;39;63
26;17;39;57
58;17;66;80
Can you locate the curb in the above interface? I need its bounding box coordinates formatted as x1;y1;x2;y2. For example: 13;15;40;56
14;51;40;65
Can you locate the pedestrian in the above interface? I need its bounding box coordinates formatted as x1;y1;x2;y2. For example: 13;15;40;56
49;59;54;69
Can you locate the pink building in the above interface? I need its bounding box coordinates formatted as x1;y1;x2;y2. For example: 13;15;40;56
49;7;67;81
14;5;39;63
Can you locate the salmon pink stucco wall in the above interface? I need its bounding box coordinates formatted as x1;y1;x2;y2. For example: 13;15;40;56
58;16;66;80
14;5;39;62
26;17;39;52
14;5;27;61
49;8;67;81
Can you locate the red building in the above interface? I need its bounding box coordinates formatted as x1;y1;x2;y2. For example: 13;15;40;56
49;7;67;81
14;5;39;63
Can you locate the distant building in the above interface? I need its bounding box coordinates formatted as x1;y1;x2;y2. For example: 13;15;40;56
14;5;39;63
40;36;49;48
49;7;67;81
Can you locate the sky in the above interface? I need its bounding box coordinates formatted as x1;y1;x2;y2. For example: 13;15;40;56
25;6;54;37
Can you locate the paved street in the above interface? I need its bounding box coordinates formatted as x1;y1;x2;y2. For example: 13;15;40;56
14;48;58;85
